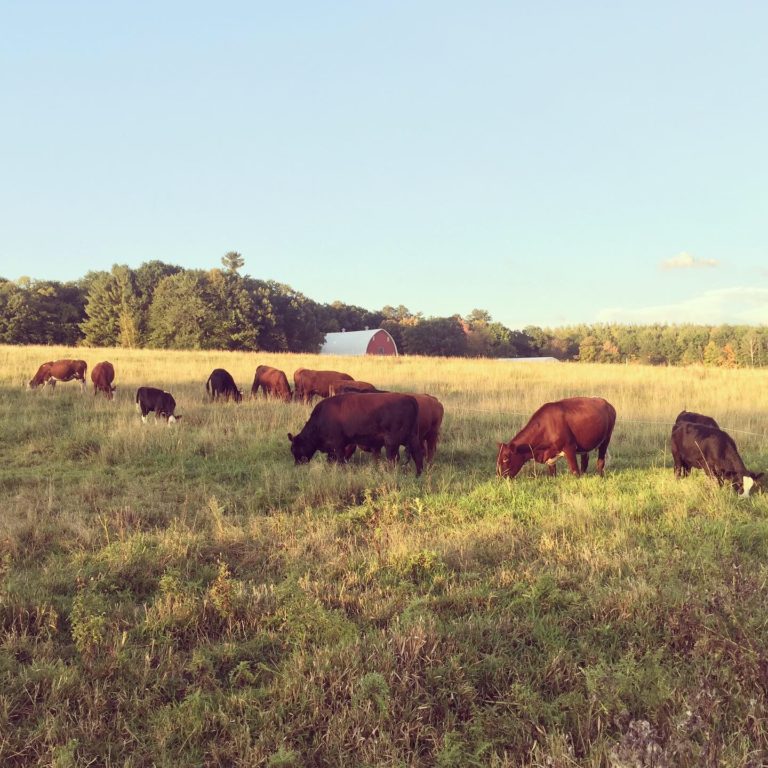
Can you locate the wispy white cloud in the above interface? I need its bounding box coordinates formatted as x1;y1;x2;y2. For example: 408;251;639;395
597;287;768;325
660;252;719;270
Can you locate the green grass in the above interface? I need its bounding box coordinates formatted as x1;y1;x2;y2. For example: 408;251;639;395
1;345;767;766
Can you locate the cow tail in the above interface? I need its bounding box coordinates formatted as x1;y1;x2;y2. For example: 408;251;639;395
205;376;211;399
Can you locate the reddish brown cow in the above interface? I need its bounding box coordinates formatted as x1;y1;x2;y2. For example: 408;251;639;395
288;392;423;476
343;393;444;465
412;394;444;463
91;361;116;400
329;379;380;395
28;359;87;391
496;397;616;479
251;365;292;402
293;368;353;403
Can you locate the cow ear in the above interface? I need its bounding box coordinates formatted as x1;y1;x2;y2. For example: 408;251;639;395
287;433;294;443
754;472;764;481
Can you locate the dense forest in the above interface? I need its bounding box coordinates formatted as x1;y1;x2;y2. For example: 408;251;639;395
1;253;767;366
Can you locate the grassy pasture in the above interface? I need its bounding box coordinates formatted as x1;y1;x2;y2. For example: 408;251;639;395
1;344;767;767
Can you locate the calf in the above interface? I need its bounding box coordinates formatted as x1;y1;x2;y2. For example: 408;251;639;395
136;386;180;424
671;420;762;496
91;361;116;400
206;368;242;402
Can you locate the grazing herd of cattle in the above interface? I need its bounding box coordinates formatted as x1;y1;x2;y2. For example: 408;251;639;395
26;358;763;494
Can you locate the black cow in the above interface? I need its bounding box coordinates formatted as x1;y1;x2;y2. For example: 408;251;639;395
674;410;719;429
206;368;242;403
136;387;181;424
288;392;423;476
671;420;762;495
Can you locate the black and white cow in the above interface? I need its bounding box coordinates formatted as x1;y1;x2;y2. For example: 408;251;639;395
136;387;180;424
205;368;242;403
671;420;762;496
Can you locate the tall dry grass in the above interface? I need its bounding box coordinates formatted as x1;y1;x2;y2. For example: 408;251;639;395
1;345;767;767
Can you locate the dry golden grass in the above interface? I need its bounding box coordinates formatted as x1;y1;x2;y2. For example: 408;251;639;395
1;345;767;767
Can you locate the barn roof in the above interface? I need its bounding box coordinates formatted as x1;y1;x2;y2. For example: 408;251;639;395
320;329;397;356
497;356;559;363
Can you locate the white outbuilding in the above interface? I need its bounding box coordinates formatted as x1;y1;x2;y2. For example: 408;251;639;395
320;329;399;356
497;357;559;363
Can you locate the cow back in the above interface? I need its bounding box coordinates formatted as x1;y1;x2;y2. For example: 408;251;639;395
674;410;719;429
294;368;354;400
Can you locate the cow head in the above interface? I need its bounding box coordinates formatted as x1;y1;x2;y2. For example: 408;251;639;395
496;441;532;479
288;432;314;464
28;363;52;389
739;471;764;497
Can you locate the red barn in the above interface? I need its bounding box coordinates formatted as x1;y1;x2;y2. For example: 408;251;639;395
320;329;398;356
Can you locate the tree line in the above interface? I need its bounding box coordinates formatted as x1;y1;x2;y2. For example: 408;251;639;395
1;254;766;366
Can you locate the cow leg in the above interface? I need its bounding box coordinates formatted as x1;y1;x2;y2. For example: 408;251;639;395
403;435;424;477
425;433;438;463
563;448;581;476
329;442;348;463
384;442;400;465
596;440;611;476
580;452;589;474
547;462;557;476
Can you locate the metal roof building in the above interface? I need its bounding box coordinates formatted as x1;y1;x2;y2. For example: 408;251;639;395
497;357;559;363
320;329;399;356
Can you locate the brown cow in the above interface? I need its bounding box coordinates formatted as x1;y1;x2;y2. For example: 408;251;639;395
251;365;292;402
293;368;353;403
91;361;116;400
344;393;444;466
496;397;616;478
28;359;87;391
288;392;423;476
329;379;380;396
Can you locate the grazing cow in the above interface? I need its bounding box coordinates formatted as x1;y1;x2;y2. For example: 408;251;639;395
674;410;719;429
293;368;354;403
251;365;292;402
670;420;762;495
496;397;616;479
206;368;242;403
345;393;444;466
91;361;116;400
136;387;180;424
329;379;381;396
28;359;87;390
288;392;423;476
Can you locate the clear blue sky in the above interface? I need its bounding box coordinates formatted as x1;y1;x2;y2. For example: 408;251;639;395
2;2;766;328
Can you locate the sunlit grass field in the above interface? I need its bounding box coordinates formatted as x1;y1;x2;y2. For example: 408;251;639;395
1;344;767;766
